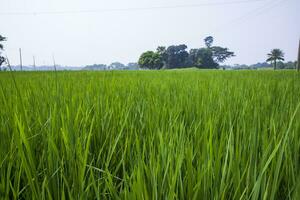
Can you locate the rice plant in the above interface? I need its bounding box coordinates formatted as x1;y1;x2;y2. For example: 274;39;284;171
0;70;299;199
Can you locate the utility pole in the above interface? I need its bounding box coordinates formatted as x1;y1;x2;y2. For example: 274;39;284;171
19;48;23;71
297;39;300;71
52;54;57;71
33;56;36;70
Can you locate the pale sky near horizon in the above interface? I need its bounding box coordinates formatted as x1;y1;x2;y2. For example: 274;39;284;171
1;0;299;66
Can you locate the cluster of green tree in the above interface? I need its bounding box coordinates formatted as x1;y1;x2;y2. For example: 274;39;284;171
138;36;235;69
222;49;297;70
275;61;297;69
83;62;138;70
0;35;6;69
222;61;297;70
265;48;297;70
83;64;108;70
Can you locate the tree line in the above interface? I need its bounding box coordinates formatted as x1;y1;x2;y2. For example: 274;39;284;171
1;34;298;71
223;61;297;70
138;36;235;69
83;62;138;70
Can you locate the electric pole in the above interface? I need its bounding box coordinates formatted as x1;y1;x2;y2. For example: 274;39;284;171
297;39;300;71
33;56;36;70
52;54;57;71
19;48;23;71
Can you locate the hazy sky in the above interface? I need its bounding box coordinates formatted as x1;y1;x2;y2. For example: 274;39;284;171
1;0;299;66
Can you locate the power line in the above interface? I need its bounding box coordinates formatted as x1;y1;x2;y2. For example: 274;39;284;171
213;0;289;32
0;0;268;16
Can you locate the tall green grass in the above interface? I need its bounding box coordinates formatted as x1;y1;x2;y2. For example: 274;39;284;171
0;70;299;199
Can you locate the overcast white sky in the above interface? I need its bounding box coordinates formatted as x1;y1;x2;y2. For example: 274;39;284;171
1;0;299;66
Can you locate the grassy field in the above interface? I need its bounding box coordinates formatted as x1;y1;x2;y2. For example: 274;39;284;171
0;70;300;199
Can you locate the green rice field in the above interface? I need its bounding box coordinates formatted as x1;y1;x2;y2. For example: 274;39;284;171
0;70;300;199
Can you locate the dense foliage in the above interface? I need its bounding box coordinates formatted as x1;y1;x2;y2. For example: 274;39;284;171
0;35;6;68
138;51;164;69
0;70;300;199
138;36;235;69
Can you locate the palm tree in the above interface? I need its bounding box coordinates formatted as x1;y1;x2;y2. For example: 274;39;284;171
266;49;284;70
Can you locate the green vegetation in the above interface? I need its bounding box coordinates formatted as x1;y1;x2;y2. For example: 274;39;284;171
138;51;164;70
138;36;235;69
0;35;6;69
0;70;300;199
267;49;285;70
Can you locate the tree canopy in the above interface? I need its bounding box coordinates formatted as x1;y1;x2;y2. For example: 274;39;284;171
189;48;217;69
138;36;235;69
138;51;164;70
165;45;189;69
204;36;214;48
